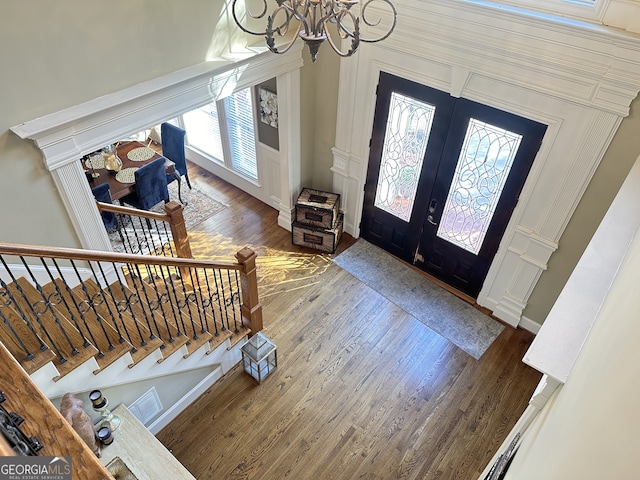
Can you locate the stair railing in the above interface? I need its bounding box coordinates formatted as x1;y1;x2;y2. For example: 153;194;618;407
96;200;192;259
0;242;262;379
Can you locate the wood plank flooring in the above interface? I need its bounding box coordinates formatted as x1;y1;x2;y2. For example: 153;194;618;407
156;163;542;480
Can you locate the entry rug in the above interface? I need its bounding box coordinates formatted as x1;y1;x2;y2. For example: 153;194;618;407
108;182;226;253
333;239;504;359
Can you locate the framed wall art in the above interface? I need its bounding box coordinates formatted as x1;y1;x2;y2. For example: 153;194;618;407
259;87;278;128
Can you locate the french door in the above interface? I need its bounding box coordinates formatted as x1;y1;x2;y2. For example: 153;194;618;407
361;72;547;297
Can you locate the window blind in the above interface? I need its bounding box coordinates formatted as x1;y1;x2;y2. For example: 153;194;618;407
183;102;225;162
224;89;258;180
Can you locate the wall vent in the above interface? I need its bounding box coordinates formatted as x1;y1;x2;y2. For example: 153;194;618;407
128;387;163;426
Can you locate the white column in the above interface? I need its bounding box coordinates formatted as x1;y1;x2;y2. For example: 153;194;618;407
276;69;302;231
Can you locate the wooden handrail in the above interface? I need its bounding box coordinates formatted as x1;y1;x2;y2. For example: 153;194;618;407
0;242;242;271
0;241;264;339
95;201;173;220
96;200;193;260
0;342;112;478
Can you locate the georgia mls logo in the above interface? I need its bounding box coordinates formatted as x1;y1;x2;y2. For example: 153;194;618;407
0;456;72;480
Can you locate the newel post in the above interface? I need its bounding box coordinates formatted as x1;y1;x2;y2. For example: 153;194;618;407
236;247;263;335
164;201;193;259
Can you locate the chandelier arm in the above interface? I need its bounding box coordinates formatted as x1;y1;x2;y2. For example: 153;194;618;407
266;18;303;54
232;0;273;36
322;16;360;57
291;0;313;37
356;0;397;43
269;5;296;36
231;0;396;61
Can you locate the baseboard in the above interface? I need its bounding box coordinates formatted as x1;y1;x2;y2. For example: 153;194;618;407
518;315;542;334
146;365;223;434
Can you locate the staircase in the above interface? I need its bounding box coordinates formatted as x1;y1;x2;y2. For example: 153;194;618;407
0;201;262;432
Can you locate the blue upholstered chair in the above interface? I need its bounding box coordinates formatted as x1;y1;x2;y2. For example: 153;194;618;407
91;183;117;231
161;122;191;190
120;158;169;211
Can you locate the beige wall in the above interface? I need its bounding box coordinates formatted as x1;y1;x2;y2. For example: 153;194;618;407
299;47;341;191
0;1;237;247
2;2;638;325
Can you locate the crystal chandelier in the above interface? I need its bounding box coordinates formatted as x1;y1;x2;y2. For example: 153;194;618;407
231;0;397;63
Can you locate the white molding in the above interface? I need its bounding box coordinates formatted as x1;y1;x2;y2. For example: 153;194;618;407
10;46;304;254
276;69;302;231
332;0;640;327
477;373;562;479
519;315;542;335
147;366;223;434
0;264;90;288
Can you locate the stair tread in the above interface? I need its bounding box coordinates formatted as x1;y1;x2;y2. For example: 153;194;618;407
129;273;214;356
43;280;131;373
147;272;252;354
7;279;99;378
0;305;57;374
80;279;165;366
123;273;191;361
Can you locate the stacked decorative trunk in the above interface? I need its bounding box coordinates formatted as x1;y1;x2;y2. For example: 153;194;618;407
292;188;343;253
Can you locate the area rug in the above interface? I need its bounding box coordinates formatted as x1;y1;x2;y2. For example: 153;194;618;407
156;182;226;229
108;182;225;253
333;239;504;359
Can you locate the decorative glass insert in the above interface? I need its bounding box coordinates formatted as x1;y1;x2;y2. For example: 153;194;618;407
374;92;436;222
437;119;522;254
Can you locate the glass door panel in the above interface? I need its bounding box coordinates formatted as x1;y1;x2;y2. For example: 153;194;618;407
436;119;522;254
373;93;436;222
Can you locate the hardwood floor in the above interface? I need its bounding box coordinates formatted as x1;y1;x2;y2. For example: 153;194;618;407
156;163;542;480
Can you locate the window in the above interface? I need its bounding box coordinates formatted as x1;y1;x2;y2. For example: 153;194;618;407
182;87;258;181
485;0;601;22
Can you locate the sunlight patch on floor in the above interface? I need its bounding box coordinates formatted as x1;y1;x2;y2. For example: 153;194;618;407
185;231;336;298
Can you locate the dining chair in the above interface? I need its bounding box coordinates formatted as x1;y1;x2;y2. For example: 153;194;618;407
161;122;192;190
120;158;169;211
91;183;117;232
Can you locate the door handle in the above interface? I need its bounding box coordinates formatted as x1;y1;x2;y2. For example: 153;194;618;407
427;198;438;225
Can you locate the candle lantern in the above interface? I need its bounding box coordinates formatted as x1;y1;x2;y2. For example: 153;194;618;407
240;332;277;383
89;389;120;431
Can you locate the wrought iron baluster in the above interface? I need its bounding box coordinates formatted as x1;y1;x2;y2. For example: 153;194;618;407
146;217;170;257
200;269;220;337
157;264;189;339
88;262;129;347
98;261;141;350
189;268;209;334
41;258;91;348
70;260;116;355
132;263;176;346
0;258;66;363
175;267;200;341
114;264;156;342
51;258;102;353
155;218;174;257
19;257;79;356
211;268;228;332
0;276;47;355
146;263;186;339
0;309;36;361
230;270;242;334
216;269;232;333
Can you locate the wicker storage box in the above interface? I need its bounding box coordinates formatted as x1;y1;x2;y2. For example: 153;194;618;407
292;214;344;254
295;188;340;229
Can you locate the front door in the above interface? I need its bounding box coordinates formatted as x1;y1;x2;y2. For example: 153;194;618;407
361;72;547;297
